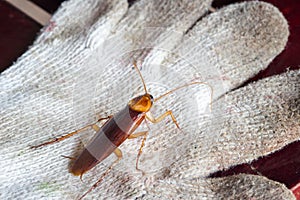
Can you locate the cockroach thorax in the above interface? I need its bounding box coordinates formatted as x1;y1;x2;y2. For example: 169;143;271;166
128;94;154;112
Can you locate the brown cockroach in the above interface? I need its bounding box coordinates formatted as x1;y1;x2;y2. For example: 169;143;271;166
31;62;212;199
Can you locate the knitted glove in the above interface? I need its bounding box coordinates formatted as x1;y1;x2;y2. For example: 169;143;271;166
1;0;296;199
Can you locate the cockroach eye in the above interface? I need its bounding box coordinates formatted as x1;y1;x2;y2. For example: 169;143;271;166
150;94;154;100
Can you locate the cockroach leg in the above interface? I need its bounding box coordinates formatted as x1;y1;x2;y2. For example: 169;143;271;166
30;116;111;149
146;111;181;130
61;155;76;160
128;131;148;173
128;131;148;139
78;148;123;200
96;115;113;122
91;124;100;132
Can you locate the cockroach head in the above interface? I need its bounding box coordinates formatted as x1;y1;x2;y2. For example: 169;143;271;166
128;93;154;112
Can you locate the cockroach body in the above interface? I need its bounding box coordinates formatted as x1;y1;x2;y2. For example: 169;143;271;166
71;94;153;177
31;62;212;199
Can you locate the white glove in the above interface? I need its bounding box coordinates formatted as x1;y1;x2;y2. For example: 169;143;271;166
1;0;297;199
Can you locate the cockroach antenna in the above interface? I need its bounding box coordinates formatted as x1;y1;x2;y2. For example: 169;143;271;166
133;61;148;94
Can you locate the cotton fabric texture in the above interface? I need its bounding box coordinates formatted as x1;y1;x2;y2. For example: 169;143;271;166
1;0;298;199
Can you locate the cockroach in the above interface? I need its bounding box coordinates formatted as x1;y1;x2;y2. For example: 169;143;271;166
31;62;213;199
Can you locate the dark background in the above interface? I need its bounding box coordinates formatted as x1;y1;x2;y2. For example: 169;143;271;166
0;0;299;198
